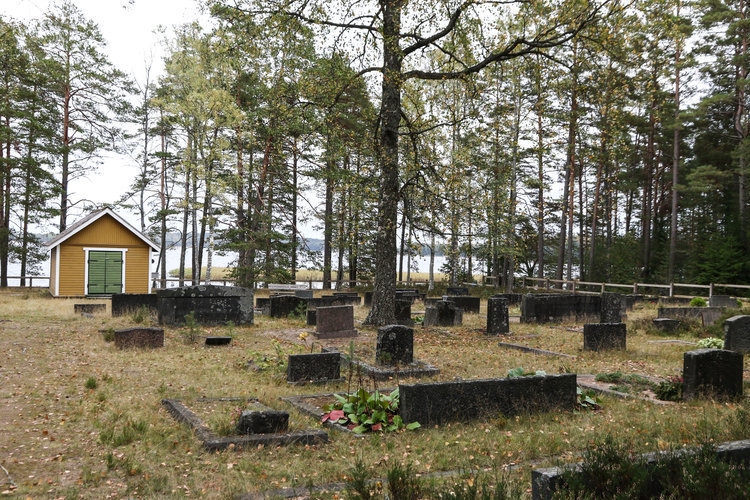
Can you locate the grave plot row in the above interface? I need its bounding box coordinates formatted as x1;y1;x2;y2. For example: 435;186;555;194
657;306;725;326
162;398;327;451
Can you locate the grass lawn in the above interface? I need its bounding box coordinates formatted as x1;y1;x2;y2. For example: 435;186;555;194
1;289;748;498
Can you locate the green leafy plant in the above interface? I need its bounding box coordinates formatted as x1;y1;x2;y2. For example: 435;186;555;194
246;340;292;373
321;388;420;433
290;301;307;320
595;372;656;393
690;297;707;307
85;376;98;390
697;337;724;349
654;376;683;402
576;387;601;412
413;315;424;325
506;367;546;377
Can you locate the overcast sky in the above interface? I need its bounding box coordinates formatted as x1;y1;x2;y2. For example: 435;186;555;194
3;0;205;229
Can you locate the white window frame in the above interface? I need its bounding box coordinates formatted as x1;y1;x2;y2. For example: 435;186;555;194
83;247;128;295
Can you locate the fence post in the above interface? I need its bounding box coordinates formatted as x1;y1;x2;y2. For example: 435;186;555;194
572;279;577;293
633;283;638;294
545;278;550;291
709;283;714;297
600;283;605;294
669;283;674;297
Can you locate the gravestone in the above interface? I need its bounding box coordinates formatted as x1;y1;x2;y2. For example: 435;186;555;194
236;407;289;434
376;325;414;365
399;374;576;425
709;295;737;308
657;306;724;321
724;315;750;354
287;352;341;383
205;337;231;346
255;297;270;313
269;295;307;318
652;318;680;332
446;286;469;296
395;299;413;326
157;285;254;326
111;293;158;317
701;308;724;327
295;290;314;299
682;348;743;400
447;296;480;314
364;291;373;306
424;300;463;327
315;305;357;338
583;323;626;351
75;303;106;315
486;297;509;335
600;292;624;323
306;309;317;326
114;327;164;349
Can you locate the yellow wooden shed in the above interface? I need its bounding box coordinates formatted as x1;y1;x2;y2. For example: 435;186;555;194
44;208;160;297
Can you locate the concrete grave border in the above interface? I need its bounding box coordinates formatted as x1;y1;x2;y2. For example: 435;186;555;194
531;438;750;500
161;397;327;450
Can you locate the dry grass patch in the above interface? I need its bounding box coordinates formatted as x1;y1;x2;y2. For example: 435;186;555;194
1;290;749;499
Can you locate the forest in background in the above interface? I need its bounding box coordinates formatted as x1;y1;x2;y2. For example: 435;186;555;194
1;0;749;322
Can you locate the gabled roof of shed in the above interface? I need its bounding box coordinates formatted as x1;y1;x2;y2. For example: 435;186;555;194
43;208;160;251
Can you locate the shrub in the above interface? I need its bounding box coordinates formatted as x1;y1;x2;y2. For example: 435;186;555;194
697;337;723;349
102;329;115;342
386;462;422;500
654;376;683;402
85;377;98;390
131;305;150;324
690;297;707;307
180;311;200;344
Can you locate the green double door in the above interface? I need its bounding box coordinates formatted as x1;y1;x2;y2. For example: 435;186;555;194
87;251;123;295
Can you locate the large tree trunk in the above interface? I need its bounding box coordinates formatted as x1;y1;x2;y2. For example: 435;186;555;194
669;3;681;282
365;0;403;326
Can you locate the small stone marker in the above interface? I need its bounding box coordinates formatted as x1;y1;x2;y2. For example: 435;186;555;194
236;406;289;434
395;299;413;326
682;348;744;400
315;305;357;338
364;291;373;306
583;323;626;351
75;303;106;315
114;327;164;349
205;336;231;346
486;297;509;335
294;290;314;299
424;300;463;327
600;292;624;323
724;315;750;354
652;318;680;332
306;309;317;326
287;352;341;383
446;286;469;296
376;325;414;365
709;295;737;308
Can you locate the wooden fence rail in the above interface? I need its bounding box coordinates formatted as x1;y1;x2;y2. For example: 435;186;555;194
521;276;748;298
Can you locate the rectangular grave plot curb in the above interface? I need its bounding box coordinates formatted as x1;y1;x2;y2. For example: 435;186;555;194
497;341;577;359
202;430;328;451
531;438;750;500
576;380;673;406
287;377;346;387
161;398;327;449
345;359;440;381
